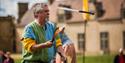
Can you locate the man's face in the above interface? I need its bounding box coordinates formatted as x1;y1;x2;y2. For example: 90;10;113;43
36;5;49;24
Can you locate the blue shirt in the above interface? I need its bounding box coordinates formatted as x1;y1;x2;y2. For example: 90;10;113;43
22;21;58;62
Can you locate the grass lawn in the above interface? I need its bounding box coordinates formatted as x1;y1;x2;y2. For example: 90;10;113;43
14;59;21;63
84;54;114;63
13;54;115;63
77;54;84;63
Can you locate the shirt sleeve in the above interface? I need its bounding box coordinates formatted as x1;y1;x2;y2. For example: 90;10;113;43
22;38;36;52
55;35;62;47
21;25;36;52
60;33;73;47
52;23;62;47
22;25;35;39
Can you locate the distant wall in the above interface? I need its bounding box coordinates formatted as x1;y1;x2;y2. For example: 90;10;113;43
0;16;16;53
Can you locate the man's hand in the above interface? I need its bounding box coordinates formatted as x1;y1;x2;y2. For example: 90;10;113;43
31;40;53;51
63;43;76;63
64;44;72;56
44;41;53;48
57;46;66;61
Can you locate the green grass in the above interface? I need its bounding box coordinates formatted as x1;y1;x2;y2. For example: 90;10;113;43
77;54;84;63
14;59;21;63
14;55;84;63
14;54;115;63
85;54;114;63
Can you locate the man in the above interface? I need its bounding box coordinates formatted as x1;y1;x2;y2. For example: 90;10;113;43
21;3;65;63
114;48;125;63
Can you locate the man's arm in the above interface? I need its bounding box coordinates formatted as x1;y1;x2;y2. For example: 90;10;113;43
22;38;53;52
31;40;53;51
21;26;53;52
55;34;66;61
60;32;76;63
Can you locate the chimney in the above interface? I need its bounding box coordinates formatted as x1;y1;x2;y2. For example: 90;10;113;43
18;3;28;23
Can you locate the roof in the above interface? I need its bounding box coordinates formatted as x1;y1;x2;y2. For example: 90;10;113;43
17;7;35;27
17;0;124;27
100;0;123;20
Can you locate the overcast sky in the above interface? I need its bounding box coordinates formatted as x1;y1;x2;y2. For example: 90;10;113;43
0;0;48;19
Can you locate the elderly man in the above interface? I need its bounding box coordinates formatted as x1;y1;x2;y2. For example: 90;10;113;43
21;3;65;63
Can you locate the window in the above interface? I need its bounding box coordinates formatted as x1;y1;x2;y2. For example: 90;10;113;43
89;0;96;3
121;0;125;18
100;32;109;53
58;4;72;22
57;12;65;22
48;0;54;5
123;31;125;49
78;33;85;51
94;0;105;18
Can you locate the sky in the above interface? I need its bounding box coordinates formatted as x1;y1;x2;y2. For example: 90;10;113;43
0;0;48;19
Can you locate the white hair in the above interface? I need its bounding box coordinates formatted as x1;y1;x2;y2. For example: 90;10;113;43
32;3;47;14
119;48;123;53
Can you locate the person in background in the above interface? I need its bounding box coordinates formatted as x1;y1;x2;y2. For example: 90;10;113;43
0;50;6;63
114;48;125;63
21;3;65;63
4;51;14;63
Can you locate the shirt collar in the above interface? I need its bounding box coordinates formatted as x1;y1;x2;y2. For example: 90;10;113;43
34;19;47;30
34;19;41;26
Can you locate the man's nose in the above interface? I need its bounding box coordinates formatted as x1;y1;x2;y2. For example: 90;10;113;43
47;13;49;15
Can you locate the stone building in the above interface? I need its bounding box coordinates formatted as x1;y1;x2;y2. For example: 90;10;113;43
17;0;125;55
49;0;125;55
